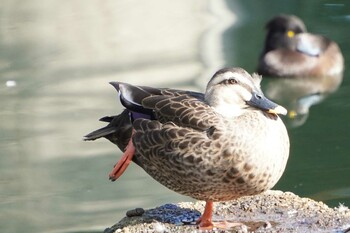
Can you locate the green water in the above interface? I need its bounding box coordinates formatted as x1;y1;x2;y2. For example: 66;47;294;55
0;1;349;232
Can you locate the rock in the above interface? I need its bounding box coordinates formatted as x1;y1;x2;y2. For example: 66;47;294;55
106;190;350;233
126;208;145;217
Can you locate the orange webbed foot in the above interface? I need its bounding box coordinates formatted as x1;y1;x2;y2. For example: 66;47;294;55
196;201;214;229
196;201;246;230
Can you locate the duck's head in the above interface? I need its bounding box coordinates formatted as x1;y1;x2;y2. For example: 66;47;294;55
205;67;287;117
264;14;307;52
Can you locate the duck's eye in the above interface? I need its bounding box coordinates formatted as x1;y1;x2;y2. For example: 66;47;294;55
287;30;295;38
220;79;238;85
228;79;238;84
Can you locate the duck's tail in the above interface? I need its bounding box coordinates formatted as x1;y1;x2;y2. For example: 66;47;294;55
84;109;132;151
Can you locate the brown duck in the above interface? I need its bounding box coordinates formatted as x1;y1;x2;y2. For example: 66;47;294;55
85;67;290;228
257;14;344;77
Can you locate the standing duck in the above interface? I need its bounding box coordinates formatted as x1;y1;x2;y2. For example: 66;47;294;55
257;14;344;77
84;67;290;228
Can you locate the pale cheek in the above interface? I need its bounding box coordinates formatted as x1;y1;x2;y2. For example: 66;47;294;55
220;87;250;104
241;90;252;102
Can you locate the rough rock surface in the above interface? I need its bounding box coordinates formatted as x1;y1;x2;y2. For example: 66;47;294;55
104;190;350;233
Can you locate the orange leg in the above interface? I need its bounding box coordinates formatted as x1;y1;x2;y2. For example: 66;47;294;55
108;136;135;181
196;200;214;229
196;201;244;230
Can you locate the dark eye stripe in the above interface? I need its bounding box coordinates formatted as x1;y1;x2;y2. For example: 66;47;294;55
219;79;238;85
219;78;255;94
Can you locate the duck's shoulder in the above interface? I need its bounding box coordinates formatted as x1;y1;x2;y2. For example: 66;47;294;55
142;90;221;131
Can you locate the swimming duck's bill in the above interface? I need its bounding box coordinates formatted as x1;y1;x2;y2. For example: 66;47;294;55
247;92;287;115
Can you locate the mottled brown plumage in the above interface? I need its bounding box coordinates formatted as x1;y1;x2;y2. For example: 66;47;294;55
85;67;290;228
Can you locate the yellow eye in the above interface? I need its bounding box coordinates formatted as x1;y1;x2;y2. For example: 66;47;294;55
287;30;295;38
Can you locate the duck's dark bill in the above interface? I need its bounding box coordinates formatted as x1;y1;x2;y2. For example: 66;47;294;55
247;92;287;115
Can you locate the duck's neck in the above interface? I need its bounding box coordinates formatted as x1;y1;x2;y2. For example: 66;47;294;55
206;92;246;118
212;104;245;118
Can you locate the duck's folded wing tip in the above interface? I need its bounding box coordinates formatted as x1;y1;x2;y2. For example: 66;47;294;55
83;127;117;141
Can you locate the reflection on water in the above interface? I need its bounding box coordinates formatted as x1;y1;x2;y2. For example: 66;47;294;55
263;74;343;127
0;1;349;233
311;186;350;203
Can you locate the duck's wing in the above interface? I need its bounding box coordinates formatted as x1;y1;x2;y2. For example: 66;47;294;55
132;117;215;164
84;82;208;151
112;82;210;127
119;84;222;169
128;85;226;173
141;92;219;131
110;82;205;121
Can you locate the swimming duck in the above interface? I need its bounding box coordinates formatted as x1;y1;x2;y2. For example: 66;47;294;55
257;14;344;77
84;67;290;228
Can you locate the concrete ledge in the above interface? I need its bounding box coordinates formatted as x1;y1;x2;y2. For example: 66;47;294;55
105;190;350;233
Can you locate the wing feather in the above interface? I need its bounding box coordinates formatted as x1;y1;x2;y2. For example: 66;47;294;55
142;93;219;131
133;119;217;169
